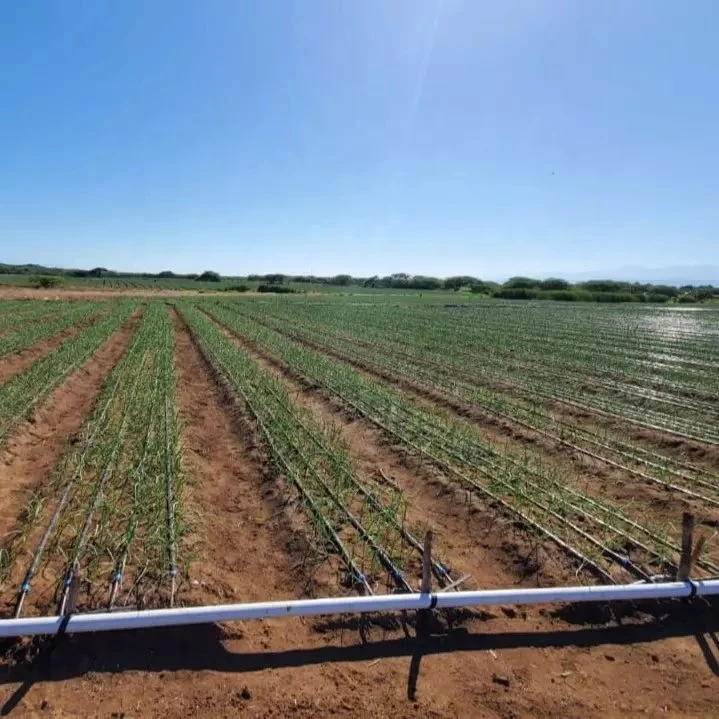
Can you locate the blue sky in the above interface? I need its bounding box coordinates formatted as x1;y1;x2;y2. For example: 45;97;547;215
1;1;717;279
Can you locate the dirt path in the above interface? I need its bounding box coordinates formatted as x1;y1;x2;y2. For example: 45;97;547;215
171;308;320;606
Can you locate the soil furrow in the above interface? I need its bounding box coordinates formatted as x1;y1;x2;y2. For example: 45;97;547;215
170;307;330;606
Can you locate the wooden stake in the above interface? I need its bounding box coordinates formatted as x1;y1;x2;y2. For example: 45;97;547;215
421;530;433;594
678;512;695;580
65;574;82;616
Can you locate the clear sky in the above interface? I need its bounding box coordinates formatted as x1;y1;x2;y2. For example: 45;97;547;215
1;1;717;279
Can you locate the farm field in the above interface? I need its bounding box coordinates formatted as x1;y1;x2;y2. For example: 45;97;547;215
0;274;399;295
0;274;237;292
0;294;718;716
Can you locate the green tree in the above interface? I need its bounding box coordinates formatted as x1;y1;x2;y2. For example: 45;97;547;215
504;276;540;289
197;270;221;282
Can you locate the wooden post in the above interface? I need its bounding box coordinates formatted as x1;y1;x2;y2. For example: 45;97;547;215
678;512;695;580
421;530;433;594
66;574;82;615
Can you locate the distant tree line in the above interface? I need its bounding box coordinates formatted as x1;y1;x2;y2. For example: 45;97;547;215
1;263;716;302
239;272;718;300
0;263;223;283
492;277;718;303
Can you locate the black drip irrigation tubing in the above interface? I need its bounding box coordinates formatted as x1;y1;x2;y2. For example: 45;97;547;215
251;314;719;490
224;313;703;581
14;480;74;619
328;381;656;582
357;346;719;495
108;480;146;608
206;307;719;584
419;414;719;576
544;390;719;446
335;329;719;481
253;372;457;588
180;312;373;596
58;352;149;616
211;310;635;582
12;347;139;618
370;315;717;408
58;463;116;616
244;383;413;593
229;375;372;595
287;369;621;583
201;307;420;591
266;312;719;446
314;311;717;418
206;306;616;583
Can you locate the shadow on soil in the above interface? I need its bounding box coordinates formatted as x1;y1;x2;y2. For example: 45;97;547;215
1;599;718;713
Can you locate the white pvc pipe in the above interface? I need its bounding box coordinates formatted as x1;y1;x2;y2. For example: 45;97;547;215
1;579;717;638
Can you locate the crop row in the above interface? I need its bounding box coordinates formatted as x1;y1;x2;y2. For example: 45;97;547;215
0;301;139;448
244;298;719;444
2;303;183;616
223;301;719;506
200;301;718;583
0;301;84;329
0;301;106;361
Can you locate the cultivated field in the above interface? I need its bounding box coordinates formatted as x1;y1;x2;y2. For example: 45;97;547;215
0;293;718;716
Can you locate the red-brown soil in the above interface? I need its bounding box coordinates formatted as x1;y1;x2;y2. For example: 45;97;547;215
170;308;326;606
